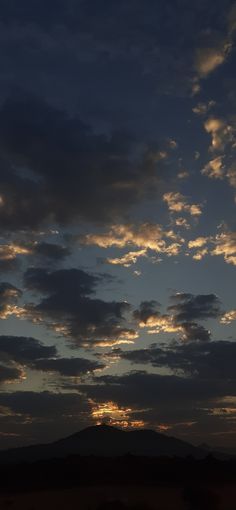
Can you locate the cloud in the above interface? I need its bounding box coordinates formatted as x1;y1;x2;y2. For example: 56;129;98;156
0;390;91;447
163;192;202;216
81;369;236;431
195;42;231;77
133;295;213;342
105;249;147;267
0;94;168;232
188;230;236;266
168;292;222;323
226;165;236;190
174;218;190;230
80;223;184;261
0;240;70;272
192;100;216;116
202;156;225;179
32;357;105;377
133;300;161;324
0;336;105;383
133;300;183;335
0;282;24;320
114;340;236;379
220;309;236;324
0;336;56;364
204;117;235;152
0;365;24;384
212;231;236;265
23;267;136;347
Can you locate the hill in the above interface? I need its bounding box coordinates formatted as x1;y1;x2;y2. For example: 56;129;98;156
0;424;211;463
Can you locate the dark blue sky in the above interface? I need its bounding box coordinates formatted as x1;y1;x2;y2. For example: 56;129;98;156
0;0;236;449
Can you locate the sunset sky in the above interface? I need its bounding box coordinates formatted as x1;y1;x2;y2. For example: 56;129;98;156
1;0;236;449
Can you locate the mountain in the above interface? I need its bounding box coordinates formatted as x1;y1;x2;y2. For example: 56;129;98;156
0;424;214;464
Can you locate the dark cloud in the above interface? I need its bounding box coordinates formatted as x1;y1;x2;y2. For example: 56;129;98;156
0;282;22;318
0;336;104;380
24;267;98;296
180;322;211;342
0;390;92;448
168;293;222;323
0;94;167;232
0;336;56;364
32;242;71;261
80;370;236;427
0;257;20;274
133;294;215;342
133;300;161;324
0;282;22;303
24;267;134;346
114;340;236;379
0;364;22;384
33;357;105;377
0;390;89;419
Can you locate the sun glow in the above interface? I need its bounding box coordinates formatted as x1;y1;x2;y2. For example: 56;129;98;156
90;400;145;429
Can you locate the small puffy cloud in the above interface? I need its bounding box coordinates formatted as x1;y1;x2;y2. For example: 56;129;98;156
163;192;202;216
188;231;236;266
188;237;209;260
192;248;209;261
212;231;236;265
106;249;147;267
177;171;189;180
204;117;234;152
0;282;24;320
195;42;232;78
174;218;190;229
202;156;225;179
188;237;209;249
192;100;215;116
167;138;178;150
221;310;236;324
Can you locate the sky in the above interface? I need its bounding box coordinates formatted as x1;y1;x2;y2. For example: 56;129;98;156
0;0;236;450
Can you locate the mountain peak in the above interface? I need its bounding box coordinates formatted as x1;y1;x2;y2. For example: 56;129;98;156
69;423;123;439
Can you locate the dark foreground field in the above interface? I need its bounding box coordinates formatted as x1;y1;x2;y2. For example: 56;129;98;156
1;455;236;509
1;483;236;510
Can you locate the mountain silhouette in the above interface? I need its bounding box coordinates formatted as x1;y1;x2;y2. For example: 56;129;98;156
0;424;227;464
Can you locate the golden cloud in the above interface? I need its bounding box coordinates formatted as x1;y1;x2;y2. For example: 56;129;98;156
195;44;231;77
163;192;202;216
220;310;236;324
202;156;225;179
80;223;185;263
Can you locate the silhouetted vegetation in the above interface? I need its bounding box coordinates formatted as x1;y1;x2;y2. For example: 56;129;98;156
0;454;236;493
183;485;219;509
97;501;150;510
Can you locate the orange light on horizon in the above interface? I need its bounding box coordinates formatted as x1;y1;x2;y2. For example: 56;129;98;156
89;400;145;429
